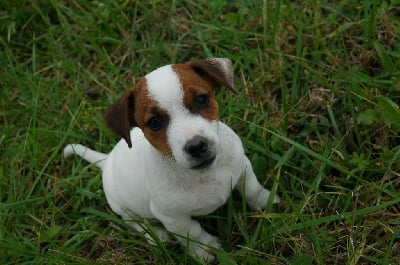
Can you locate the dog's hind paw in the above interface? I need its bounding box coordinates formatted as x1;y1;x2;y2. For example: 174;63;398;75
249;188;280;210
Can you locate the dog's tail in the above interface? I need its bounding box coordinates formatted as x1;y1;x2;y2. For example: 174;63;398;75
63;144;107;170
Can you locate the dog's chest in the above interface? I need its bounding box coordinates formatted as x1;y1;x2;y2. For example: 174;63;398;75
186;174;234;215
151;166;241;216
147;123;245;216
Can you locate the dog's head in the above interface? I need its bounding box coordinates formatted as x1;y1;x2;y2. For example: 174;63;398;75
104;58;236;170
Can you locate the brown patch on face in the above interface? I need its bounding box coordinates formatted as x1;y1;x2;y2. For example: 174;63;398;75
172;64;219;122
133;79;172;156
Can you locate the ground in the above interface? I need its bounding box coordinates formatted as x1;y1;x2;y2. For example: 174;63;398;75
1;1;400;264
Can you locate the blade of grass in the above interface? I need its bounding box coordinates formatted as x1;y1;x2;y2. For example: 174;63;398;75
290;24;303;104
276;196;400;234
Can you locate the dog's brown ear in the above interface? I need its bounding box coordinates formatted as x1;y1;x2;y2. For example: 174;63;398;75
104;91;136;148
189;58;238;95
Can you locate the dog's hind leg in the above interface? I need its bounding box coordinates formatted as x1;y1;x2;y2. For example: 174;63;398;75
236;156;280;210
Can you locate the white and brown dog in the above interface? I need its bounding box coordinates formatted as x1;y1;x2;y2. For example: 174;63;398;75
64;58;279;262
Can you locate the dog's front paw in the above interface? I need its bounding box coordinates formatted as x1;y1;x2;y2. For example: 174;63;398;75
145;227;170;245
191;246;216;263
203;233;221;249
190;234;221;263
250;188;280;210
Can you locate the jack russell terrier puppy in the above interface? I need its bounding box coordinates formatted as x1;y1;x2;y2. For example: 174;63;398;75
64;58;280;262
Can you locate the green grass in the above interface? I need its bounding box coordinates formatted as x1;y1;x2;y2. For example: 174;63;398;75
1;1;400;264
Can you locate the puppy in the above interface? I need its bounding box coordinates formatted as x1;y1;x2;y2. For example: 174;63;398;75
64;58;279;262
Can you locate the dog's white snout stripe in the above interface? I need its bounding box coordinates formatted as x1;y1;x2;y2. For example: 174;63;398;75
145;65;184;114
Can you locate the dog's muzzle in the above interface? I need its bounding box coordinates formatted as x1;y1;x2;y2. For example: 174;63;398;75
184;136;216;170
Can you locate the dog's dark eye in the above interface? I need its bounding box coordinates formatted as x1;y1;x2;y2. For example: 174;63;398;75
195;94;210;109
147;116;163;131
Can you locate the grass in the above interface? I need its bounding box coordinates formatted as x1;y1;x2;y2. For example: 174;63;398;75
1;0;400;264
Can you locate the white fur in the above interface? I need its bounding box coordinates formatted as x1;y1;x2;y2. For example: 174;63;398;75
63;144;107;169
146;65;184;112
64;61;280;262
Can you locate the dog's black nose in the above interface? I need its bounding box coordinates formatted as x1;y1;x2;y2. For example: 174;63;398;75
184;136;208;158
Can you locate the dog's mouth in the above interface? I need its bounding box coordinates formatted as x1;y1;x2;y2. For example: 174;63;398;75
191;155;216;170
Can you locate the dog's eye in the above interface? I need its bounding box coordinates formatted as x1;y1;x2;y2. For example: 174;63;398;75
147;116;163;131
195;94;210;109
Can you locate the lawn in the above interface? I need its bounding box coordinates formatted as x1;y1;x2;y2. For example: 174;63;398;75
1;1;400;264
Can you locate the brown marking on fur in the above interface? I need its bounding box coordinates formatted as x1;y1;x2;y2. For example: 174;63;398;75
104;81;142;148
172;64;219;122
188;58;237;95
134;87;172;156
105;59;234;153
104;78;171;155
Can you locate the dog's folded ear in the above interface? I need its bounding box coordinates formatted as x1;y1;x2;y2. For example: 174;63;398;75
104;91;136;148
189;58;238;95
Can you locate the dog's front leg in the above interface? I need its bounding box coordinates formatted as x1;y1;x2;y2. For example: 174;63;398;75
236;156;280;210
150;202;220;262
